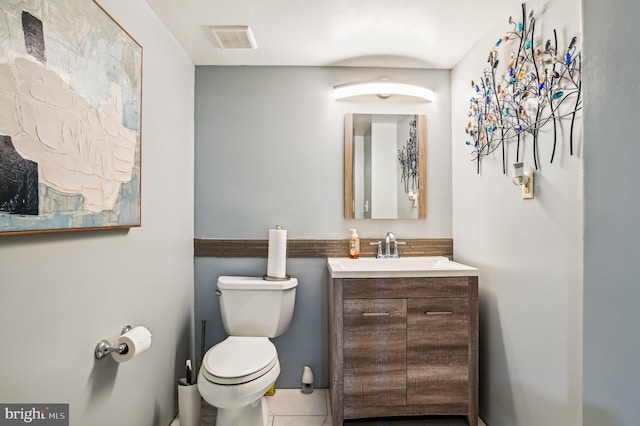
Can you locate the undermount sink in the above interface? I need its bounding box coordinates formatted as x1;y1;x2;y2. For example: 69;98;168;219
327;256;478;278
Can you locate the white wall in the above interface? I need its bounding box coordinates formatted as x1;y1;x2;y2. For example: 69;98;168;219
371;122;398;218
582;1;640;425
195;66;452;239
451;0;583;425
353;134;365;218
0;1;195;425
194;66;452;387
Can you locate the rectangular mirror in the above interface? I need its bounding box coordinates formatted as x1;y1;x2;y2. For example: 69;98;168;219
344;114;426;219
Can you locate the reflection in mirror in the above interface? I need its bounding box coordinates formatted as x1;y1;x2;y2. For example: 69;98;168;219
344;114;426;219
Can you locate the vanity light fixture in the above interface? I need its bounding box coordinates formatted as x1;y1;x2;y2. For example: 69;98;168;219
512;162;534;199
333;80;436;102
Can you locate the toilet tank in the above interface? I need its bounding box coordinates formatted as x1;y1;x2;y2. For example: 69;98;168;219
217;276;298;337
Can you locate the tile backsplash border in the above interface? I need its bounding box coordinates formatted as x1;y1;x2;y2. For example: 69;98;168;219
194;238;453;259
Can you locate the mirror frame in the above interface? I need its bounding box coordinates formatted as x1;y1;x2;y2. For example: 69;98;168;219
344;113;427;219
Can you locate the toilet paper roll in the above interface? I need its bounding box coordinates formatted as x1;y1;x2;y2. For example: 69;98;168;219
267;226;287;279
111;326;152;363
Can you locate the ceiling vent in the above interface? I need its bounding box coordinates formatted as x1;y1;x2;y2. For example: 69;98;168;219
209;25;257;49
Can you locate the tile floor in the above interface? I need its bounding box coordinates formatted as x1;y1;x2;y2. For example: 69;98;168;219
171;389;487;426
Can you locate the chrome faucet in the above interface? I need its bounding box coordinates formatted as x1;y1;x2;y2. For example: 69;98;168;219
385;232;397;258
371;232;405;258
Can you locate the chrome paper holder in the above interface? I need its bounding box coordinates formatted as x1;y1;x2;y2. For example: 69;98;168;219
95;325;133;360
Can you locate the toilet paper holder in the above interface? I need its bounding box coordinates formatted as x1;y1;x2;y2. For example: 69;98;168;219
95;325;133;360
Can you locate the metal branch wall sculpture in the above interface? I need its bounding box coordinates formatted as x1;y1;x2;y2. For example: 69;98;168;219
398;115;419;194
465;3;582;174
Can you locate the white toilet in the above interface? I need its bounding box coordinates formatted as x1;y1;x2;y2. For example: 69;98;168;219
197;275;298;426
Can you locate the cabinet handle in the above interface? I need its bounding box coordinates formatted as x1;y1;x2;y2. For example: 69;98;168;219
425;311;453;315
362;312;390;317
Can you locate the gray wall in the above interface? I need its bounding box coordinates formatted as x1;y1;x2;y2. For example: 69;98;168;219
0;1;195;425
582;1;640;425
451;0;583;425
194;66;452;387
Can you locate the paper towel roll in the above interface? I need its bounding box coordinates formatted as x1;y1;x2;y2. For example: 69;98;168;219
267;226;287;278
111;326;152;363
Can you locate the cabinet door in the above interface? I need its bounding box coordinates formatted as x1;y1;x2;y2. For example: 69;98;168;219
406;297;469;408
343;299;406;408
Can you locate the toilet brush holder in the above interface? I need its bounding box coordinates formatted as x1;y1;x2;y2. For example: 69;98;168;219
178;378;201;426
301;365;314;394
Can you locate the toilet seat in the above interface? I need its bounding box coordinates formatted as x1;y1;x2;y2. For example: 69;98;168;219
202;336;278;385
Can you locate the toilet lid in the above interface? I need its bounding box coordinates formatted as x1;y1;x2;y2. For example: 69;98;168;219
202;336;278;385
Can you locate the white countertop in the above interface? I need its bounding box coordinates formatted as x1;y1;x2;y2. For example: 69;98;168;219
327;256;478;278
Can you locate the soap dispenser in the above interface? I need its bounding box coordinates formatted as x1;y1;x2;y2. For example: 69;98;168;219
349;229;360;259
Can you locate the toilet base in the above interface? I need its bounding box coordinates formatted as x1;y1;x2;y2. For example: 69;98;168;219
215;396;269;426
198;343;281;426
198;365;279;426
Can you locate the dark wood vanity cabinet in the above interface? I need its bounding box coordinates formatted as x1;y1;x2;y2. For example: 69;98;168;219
328;276;478;426
343;298;407;409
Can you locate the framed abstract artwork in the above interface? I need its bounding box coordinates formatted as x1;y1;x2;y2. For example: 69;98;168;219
0;0;142;235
